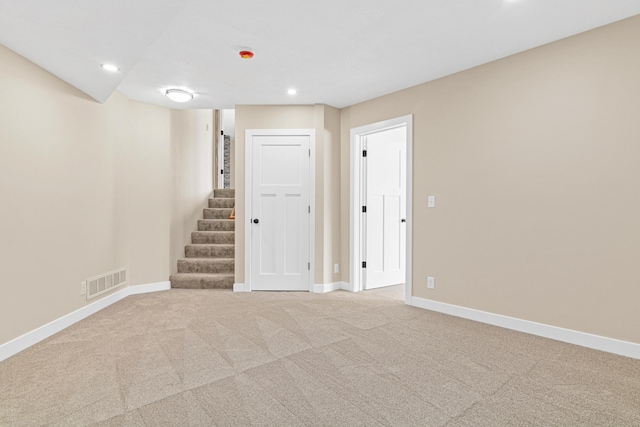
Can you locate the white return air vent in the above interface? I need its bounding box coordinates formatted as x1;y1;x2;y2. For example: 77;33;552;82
86;267;127;300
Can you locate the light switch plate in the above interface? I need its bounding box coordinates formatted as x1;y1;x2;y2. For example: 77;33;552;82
427;277;435;289
428;196;436;208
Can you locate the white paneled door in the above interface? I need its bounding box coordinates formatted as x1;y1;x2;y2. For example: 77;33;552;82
364;126;407;289
250;133;311;291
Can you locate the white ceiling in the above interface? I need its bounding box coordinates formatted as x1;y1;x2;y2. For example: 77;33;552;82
1;1;639;109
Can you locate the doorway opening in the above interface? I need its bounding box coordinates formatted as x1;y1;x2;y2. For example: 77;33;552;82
217;109;235;189
350;115;413;303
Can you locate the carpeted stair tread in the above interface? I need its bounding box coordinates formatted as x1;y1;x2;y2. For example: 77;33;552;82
203;208;233;219
214;189;235;198
178;258;234;274
191;231;234;244
170;273;234;289
178;257;235;262
185;244;234;258
198;219;235;231
208;198;235;208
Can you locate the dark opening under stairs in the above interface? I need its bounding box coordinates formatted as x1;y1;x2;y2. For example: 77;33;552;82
170;189;235;289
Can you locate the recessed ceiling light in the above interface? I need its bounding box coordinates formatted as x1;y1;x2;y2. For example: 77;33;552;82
287;88;297;95
101;63;119;72
165;89;194;103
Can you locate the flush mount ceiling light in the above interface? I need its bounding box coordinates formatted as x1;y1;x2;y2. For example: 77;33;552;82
101;63;119;72
165;89;194;103
239;50;254;59
287;88;297;95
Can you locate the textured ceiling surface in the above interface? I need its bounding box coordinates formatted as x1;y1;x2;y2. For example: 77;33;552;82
1;1;639;109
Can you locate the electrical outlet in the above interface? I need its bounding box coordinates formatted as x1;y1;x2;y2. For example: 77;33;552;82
334;263;339;274
80;281;87;296
427;276;435;289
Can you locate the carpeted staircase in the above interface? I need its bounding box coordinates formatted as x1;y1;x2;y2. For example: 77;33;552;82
170;189;235;289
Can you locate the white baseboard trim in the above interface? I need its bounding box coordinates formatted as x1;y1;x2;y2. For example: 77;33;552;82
340;281;356;292
312;282;343;293
128;281;170;295
0;281;171;363
234;282;349;293
233;283;251;292
410;296;640;360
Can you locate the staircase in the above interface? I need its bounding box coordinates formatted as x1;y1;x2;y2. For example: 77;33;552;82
170;189;235;289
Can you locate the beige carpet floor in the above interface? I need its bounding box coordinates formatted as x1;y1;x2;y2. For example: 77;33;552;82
1;285;639;426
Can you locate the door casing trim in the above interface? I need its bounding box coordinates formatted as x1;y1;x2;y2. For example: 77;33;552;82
244;129;316;292
350;115;413;302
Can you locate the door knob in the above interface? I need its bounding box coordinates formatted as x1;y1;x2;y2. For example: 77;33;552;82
253;218;259;224
401;218;406;223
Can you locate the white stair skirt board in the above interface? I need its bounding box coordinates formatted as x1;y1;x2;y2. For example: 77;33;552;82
410;296;640;360
233;283;251;292
0;281;170;362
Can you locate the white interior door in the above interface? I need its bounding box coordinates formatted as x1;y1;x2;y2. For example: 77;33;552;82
364;126;407;289
250;133;311;291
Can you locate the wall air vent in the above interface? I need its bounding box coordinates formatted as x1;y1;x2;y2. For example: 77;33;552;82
86;267;127;300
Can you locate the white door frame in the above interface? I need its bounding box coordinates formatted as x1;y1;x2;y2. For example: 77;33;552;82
218;110;225;189
350;115;413;303
244;129;316;292
218;131;225;189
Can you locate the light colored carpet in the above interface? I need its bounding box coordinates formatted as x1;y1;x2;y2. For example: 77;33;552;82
1;285;639;426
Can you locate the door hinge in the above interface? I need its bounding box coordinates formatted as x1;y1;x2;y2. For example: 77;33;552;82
362;261;367;268
309;149;311;157
308;205;311;213
308;262;311;270
362;206;367;213
220;130;224;135
220;169;224;174
362;150;367;157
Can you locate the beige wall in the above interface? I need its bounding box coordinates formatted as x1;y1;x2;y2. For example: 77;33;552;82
235;105;344;285
319;105;342;283
169;110;214;274
341;15;640;344
3;14;638;349
128;101;171;284
229;136;236;190
0;44;173;346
